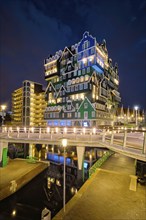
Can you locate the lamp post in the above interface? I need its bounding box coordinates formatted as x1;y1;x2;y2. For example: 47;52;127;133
62;138;68;213
1;105;6;126
134;106;139;127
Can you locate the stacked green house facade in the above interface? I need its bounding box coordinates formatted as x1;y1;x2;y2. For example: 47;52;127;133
44;32;121;127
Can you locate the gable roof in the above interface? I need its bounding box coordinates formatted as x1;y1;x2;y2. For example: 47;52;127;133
77;96;96;112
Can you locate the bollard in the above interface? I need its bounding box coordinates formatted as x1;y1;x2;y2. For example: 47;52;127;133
142;132;146;154
110;130;114;145
123;130;127;148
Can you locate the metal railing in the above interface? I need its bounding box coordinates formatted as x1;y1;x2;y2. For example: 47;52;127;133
0;126;146;161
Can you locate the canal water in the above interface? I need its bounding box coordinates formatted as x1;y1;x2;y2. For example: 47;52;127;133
0;163;79;220
0;148;107;219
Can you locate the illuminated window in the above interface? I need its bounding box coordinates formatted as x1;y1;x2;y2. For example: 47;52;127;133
80;76;84;82
85;75;89;81
67;113;72;118
72;79;76;84
78;112;81;118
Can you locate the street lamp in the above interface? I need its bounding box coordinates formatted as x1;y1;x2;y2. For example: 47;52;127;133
1;105;6;126
62;138;68;213
134;106;139;127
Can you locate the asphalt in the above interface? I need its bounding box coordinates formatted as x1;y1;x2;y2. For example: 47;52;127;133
0;158;48;200
53;153;146;220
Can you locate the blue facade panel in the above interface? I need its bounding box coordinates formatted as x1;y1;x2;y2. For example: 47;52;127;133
92;64;104;74
78;32;95;53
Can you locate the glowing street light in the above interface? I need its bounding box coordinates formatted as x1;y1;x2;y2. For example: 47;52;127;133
62;138;68;213
0;105;6;126
134;106;139;127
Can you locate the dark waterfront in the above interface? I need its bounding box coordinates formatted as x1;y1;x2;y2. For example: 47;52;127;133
0;146;108;219
0;165;84;219
0;164;76;220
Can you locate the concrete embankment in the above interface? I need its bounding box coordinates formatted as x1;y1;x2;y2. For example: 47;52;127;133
0;158;48;201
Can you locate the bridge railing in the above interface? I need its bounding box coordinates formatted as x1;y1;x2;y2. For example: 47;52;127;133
0;126;146;160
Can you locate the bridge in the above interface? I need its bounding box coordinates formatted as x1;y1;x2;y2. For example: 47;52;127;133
0;126;146;163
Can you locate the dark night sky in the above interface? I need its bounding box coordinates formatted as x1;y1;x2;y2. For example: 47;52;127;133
0;0;146;110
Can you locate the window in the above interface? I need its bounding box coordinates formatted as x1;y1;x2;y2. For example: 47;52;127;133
63;97;65;102
67;87;70;92
78;70;81;76
78;112;81;118
63;74;66;80
92;111;95;117
91;47;95;54
84;83;88;89
87;67;90;73
74;55;77;61
71;86;74;92
67;113;72;118
68;65;71;71
85;75;89;81
62;113;64;118
84;50;89;57
74;71;77;77
78;53;81;59
78;62;81;69
80;76;84;83
84;103;88;109
76;77;80;83
68;72;71;78
75;112;78;118
67;80;72;86
82;69;85;75
72;79;76;84
75;85;78;91
84;111;88;119
79;84;83;90
76;103;79;109
84;41;89;49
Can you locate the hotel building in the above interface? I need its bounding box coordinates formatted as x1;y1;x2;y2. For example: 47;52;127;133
44;32;121;127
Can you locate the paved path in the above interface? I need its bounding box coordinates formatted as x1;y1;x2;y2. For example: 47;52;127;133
53;154;146;220
0;159;48;200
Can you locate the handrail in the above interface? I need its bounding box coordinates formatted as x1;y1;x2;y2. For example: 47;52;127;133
0;126;146;161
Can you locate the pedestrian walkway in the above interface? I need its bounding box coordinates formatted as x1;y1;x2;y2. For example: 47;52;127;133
0;158;48;200
53;153;146;220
